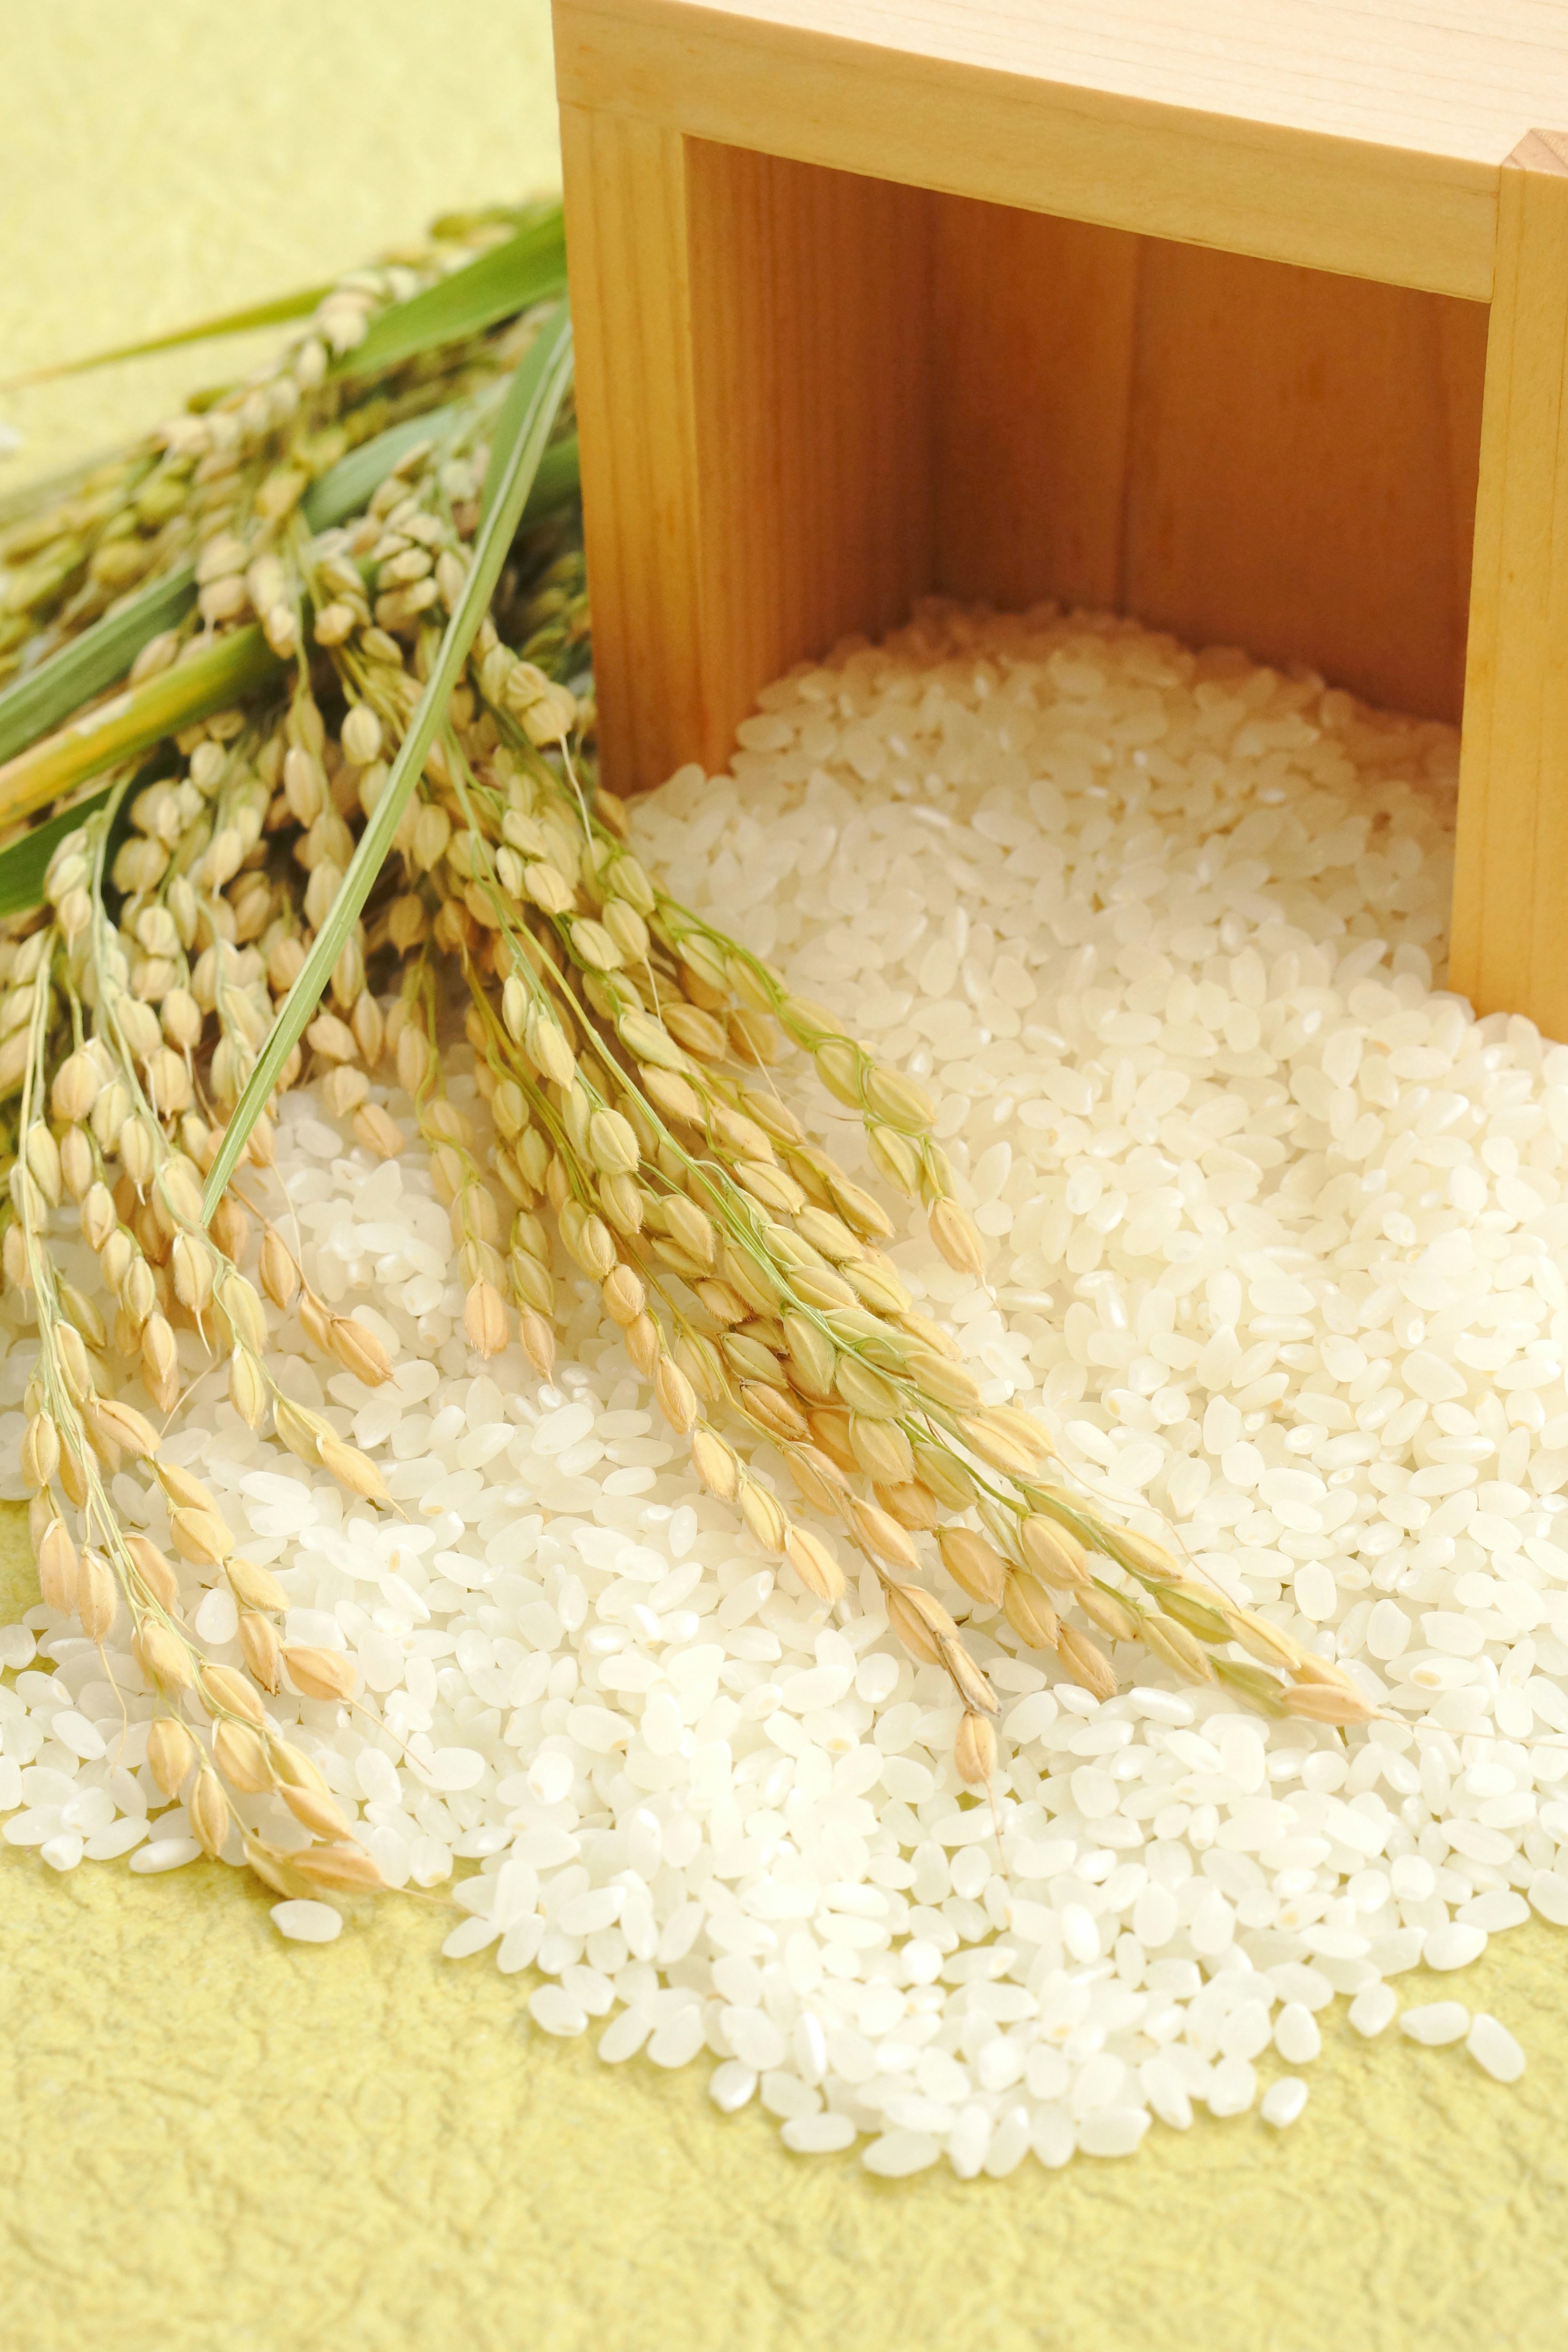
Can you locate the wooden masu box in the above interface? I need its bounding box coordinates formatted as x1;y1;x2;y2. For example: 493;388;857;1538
556;0;1568;1036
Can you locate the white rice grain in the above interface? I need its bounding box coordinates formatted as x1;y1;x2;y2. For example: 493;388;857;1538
1261;2077;1310;2127
1399;2002;1470;2046
1465;2012;1527;2082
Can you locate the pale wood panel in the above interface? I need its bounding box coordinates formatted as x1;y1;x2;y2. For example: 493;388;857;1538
564;109;934;792
564;0;1568;167
556;0;1502;296
683;142;933;772
1118;246;1487;721
930;203;1485;717
1452;133;1568;1034
932;200;1139;615
559;102;707;794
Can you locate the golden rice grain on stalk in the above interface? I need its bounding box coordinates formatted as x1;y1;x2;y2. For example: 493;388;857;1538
953;1711;997;1787
279;1782;355;1841
242;1839;302;1900
781;1444;846;1516
214;1720;272;1793
239;1611;283;1693
169;1506;232;1569
1018;1517;1091;1590
36;1518;79;1614
147;1717;196;1801
89;1396;160;1459
229;1347;268;1427
190;1768;229;1859
75;1550;118;1641
846;1498;920;1574
291;1844;386;1895
736;1477;788;1552
1056;1626;1118;1702
689;1426;739;1501
1002;1570;1060;1650
353;1102;404;1157
1226;1604;1304;1670
136;1622;196;1692
463;1279;510;1354
883;1583;945;1667
1140;1613;1218;1685
784;1524;844;1606
928;1196;987;1279
1076;1584;1142;1644
520;1310;556;1379
653;1357;697;1434
124;1534;181;1612
317;1433;390;1506
20;1410;60;1489
284;1646;357;1702
936;1526;1007;1608
200;1664;267;1728
325;1311;392;1386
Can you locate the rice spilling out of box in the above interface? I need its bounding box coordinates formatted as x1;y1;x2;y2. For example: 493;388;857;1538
4;599;1564;2176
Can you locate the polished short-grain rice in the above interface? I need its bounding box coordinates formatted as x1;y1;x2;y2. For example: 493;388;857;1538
3;599;1557;2176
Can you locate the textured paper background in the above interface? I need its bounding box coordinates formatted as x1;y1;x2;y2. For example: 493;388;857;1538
2;8;1566;2347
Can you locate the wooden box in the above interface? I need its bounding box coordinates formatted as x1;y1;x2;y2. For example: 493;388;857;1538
556;0;1568;1034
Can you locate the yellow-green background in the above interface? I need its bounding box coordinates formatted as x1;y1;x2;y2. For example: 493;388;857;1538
2;7;1566;2345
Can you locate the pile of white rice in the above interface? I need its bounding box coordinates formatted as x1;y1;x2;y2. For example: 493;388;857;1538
2;599;1562;2175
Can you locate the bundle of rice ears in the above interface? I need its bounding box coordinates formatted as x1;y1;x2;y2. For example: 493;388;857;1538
0;201;1369;1911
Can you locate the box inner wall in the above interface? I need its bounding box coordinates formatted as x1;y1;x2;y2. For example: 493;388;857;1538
684;140;1488;738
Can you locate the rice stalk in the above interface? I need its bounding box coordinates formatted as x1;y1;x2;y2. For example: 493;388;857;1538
200;300;575;1214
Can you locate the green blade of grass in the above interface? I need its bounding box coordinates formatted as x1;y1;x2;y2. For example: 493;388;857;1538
0;287;334;393
203;302;575;1222
0;569;198;769
0;626;281;832
330;210;566;381
0;198;563;404
300;403;462;533
498;426;578;521
427;201;548;241
0;786;112;919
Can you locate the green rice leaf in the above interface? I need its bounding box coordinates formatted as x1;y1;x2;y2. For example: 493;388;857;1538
302;407;579;536
1;205;564;397
0;786;111;919
330;210;566;381
0;626;281;832
426;201;546;241
202;302;575;1221
500;428;578;523
300;405;462;533
0;287;332;392
0;570;197;768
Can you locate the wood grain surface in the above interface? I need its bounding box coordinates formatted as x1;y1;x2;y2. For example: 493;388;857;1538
1452;131;1568;1032
555;0;1551;297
